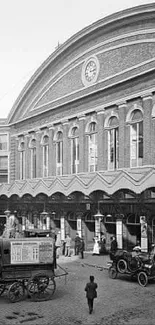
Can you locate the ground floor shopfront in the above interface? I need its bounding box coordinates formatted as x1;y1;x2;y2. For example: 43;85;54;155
0;168;155;251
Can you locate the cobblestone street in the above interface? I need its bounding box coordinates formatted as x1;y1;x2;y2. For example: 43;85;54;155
0;253;155;325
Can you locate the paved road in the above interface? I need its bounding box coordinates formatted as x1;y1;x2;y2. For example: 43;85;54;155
0;253;155;325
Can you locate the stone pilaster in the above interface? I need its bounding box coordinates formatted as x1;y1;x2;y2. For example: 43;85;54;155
78;114;86;173
96;108;105;171
62;120;69;175
118;102;127;169
142;94;153;165
48;127;55;176
36;131;42;178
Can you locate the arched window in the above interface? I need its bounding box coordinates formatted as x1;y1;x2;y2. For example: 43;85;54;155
30;138;36;179
130;109;143;167
108;116;119;170
42;135;49;177
88;122;97;172
19;141;25;180
56;131;63;176
71;126;79;174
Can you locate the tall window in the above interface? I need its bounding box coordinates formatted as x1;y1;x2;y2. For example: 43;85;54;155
130;109;143;167
108;116;119;170
42;135;49;177
0;133;8;183
88;122;97;172
0;134;7;150
30;139;36;178
19;141;25;180
56;131;63;176
71;127;79;174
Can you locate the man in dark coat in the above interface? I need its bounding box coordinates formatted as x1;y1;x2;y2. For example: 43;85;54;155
74;233;81;255
79;237;85;259
110;236;118;260
84;275;98;314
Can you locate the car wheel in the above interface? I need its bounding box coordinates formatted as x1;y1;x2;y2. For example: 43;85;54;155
108;266;117;279
117;259;127;274
137;271;148;287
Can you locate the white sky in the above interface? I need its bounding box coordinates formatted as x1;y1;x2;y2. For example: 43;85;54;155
0;0;153;118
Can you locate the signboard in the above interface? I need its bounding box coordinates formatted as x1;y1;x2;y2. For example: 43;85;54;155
11;240;53;264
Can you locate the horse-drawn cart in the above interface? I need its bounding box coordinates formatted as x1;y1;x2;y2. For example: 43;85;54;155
0;237;67;302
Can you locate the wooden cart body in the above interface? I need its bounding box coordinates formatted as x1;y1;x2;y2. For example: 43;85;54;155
0;237;58;302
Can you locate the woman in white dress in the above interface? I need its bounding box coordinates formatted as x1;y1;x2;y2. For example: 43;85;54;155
92;236;100;255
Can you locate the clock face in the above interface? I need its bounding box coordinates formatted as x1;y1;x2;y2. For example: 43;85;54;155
85;60;97;82
81;56;99;86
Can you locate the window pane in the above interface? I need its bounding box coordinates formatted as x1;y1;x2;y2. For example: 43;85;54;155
0;156;8;169
0;135;7;150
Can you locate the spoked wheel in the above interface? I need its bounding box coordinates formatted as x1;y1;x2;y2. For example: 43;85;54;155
117;259;127;274
27;274;56;301
8;282;25;303
0;284;6;296
137;271;148;287
108;266;117;279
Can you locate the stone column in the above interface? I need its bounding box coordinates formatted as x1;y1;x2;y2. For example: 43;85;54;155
116;215;123;249
94;216;101;240
46;214;50;230
36;131;42;178
60;215;66;241
140;216;148;252
118;102;127;168
142;94;153;165
77;213;83;238
25;134;31;179
78;114;86;173
96;108;105;170
48;126;55;176
62;120;69;175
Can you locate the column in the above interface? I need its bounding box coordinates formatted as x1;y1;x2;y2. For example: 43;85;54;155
142;94;153;165
77;213;83;238
60;215;66;241
62;120;69;175
49;126;55;176
94;216;101;240
116;215;123;249
96;108;105;170
140;216;148;252
118;102;127;168
36;131;42;178
46;214;50;230
25;134;31;179
79;114;86;172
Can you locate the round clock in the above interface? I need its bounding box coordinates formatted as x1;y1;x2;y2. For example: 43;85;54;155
82;56;99;86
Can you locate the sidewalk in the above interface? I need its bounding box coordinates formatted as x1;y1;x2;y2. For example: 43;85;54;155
57;251;110;270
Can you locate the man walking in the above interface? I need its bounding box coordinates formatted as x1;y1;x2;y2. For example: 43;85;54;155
84;275;98;314
65;234;72;257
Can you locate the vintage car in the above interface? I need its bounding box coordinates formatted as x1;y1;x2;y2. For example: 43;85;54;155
108;249;155;287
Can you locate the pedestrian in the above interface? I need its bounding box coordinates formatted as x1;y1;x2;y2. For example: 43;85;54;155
79;237;85;259
99;232;106;255
55;231;61;258
110;236;118;260
64;234;72;257
74;232;81;255
92;236;100;255
84;275;98;314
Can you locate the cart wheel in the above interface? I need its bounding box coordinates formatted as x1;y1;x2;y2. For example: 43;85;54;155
108;266;117;279
117;259;127;274
27;274;55;301
8;282;25;303
0;284;5;296
137;271;148;287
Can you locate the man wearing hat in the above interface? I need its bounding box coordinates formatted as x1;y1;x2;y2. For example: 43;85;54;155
74;232;81;255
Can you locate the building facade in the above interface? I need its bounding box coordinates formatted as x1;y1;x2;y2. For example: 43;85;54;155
1;4;155;250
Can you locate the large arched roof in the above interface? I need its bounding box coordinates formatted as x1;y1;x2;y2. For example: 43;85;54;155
7;3;155;125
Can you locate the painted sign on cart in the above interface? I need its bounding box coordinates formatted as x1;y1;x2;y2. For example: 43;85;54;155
11;240;53;264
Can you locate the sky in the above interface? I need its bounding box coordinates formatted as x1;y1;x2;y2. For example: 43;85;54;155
0;0;153;118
